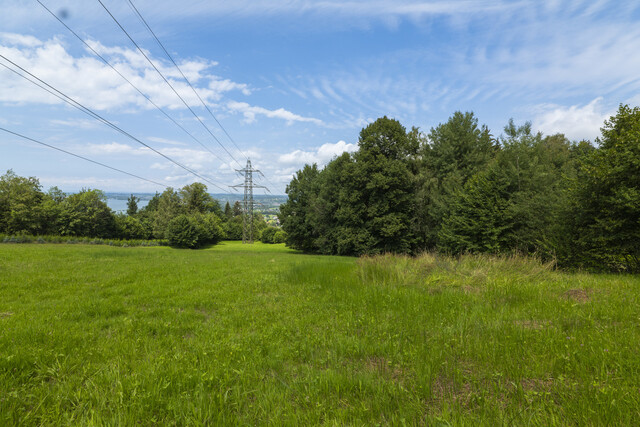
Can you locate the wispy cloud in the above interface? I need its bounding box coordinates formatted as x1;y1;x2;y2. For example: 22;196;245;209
147;136;187;146
227;101;323;125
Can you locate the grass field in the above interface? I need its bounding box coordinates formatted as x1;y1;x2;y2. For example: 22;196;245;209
1;242;639;425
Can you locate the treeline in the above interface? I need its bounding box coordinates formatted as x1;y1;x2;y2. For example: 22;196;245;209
279;104;640;272
0;175;285;248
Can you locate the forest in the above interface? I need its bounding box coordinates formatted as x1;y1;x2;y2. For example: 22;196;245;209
2;104;638;271
279;104;640;273
0;177;285;248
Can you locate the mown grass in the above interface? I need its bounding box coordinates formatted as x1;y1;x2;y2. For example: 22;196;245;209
1;243;639;425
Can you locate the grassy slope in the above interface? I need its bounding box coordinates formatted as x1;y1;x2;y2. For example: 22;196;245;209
1;243;639;425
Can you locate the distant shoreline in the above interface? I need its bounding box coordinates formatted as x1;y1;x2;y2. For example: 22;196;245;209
104;192;287;214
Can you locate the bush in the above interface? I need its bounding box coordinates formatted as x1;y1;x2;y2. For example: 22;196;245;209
273;230;287;244
224;217;243;240
166;213;223;249
198;213;224;245
261;226;278;244
166;215;202;248
115;214;148;240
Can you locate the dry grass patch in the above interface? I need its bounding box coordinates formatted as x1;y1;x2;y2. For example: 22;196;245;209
562;288;592;303
363;356;405;382
514;319;552;330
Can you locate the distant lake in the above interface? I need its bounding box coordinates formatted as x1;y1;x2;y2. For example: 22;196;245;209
107;197;149;213
103;192;286;214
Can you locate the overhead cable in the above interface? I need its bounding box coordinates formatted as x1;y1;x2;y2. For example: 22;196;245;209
1;127;167;188
126;0;248;162
0;54;227;192
96;0;242;168
35;0;229;165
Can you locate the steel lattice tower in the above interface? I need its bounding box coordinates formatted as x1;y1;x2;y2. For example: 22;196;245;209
231;159;266;243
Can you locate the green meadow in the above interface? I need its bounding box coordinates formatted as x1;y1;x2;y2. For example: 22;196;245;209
1;242;639;425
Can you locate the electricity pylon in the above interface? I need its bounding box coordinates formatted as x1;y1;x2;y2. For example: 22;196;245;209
231;159;267;243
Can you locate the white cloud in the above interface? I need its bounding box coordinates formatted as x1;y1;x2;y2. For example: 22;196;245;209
227;101;323;125
278;140;357;166
532;98;613;141
209;78;251;96
0;35;250;111
0;33;43;47
77;141;220;172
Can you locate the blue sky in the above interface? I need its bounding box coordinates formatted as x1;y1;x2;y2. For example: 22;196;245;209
1;0;639;194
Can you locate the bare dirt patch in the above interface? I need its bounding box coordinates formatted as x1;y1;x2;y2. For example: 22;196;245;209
429;375;474;409
462;285;482;295
514;319;552;330
364;356;405;382
562;288;592;303
520;377;554;393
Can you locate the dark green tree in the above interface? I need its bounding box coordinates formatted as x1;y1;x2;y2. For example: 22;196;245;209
224;216;244;240
418;111;496;248
279;163;321;252
438;121;577;257
350;117;419;254
232;201;243;217
126;194;140;216
565;104;640;271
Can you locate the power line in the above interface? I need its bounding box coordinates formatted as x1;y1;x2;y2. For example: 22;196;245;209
0;54;228;192
36;0;229;166
96;0;242;168
125;0;280;193
126;0;248;162
1;127;167;188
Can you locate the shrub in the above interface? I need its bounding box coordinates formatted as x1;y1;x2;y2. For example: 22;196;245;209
261;226;278;244
166;215;202;248
115;214;148;240
165;213;223;249
273;230;287;244
197;213;224;245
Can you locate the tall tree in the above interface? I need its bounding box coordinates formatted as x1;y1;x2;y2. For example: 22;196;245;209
566;104;640;271
126;194;139;216
279;163;321;252
351;117;418;254
180;182;222;217
438;121;577;257
419;111;496;248
151;188;183;238
0;170;46;235
232;201;243;217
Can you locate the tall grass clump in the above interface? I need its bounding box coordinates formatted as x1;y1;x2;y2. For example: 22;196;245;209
358;252;556;288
